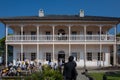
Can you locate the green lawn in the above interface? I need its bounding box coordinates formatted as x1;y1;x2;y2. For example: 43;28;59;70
88;72;104;80
88;71;120;80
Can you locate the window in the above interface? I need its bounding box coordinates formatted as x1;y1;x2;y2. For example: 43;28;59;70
87;31;92;35
98;52;104;61
87;52;92;61
46;53;51;61
31;53;36;61
98;31;103;34
71;52;77;61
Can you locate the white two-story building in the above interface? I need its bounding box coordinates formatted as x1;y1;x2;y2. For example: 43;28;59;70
0;10;119;67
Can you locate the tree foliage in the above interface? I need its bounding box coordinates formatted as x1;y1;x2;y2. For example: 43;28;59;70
116;33;120;37
0;37;5;56
0;37;13;64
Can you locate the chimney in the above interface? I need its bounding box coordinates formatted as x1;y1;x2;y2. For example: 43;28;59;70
79;9;84;17
39;9;44;17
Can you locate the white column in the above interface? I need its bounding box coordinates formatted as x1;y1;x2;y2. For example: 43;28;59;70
21;25;23;61
53;44;55;62
37;25;39;41
113;44;116;66
84;44;86;68
84;25;87;68
69;25;71;56
103;51;105;67
99;43;102;67
21;25;23;41
5;25;8;67
52;25;55;41
114;25;117;41
114;25;117;66
69;44;71;56
37;44;39;63
6;25;8;41
5;44;8;67
84;25;86;41
52;25;55;62
99;25;102;41
115;25;118;65
69;25;71;41
37;25;40;64
99;25;102;67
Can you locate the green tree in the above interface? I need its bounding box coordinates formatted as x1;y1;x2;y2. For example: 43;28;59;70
117;33;120;37
0;37;13;64
0;37;5;56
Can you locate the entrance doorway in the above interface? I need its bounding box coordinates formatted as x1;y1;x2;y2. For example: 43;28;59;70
58;51;65;64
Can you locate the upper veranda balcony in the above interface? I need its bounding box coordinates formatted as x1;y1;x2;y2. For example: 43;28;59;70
7;34;115;42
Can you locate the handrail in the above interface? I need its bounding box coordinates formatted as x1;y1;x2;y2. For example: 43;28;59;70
7;35;115;42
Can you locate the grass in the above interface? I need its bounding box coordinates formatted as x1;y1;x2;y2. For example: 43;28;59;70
88;71;120;80
88;72;105;80
107;71;120;80
107;76;120;80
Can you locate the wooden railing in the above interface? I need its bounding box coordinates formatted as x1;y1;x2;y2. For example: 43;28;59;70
7;35;115;42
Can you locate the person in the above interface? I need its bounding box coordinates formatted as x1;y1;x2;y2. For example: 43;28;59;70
38;62;42;72
53;63;57;70
63;56;78;80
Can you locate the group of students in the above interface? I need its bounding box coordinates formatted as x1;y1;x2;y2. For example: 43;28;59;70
0;56;78;80
0;60;42;77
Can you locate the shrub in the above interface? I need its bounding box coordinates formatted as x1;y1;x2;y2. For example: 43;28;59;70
42;65;63;80
24;65;63;80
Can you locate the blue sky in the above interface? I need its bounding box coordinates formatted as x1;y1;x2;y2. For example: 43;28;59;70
0;0;120;38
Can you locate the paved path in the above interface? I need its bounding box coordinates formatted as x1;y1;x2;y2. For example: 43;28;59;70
77;70;89;80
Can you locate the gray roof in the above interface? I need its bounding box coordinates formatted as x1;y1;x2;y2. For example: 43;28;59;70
0;15;119;22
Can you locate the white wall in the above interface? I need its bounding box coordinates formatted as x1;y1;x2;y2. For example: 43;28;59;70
13;44;111;67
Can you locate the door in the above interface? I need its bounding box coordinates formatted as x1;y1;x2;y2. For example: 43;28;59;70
58;51;65;64
46;53;51;61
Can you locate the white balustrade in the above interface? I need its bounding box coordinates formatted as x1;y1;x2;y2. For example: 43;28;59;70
54;35;69;41
39;35;53;41
7;35;115;42
70;35;85;41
